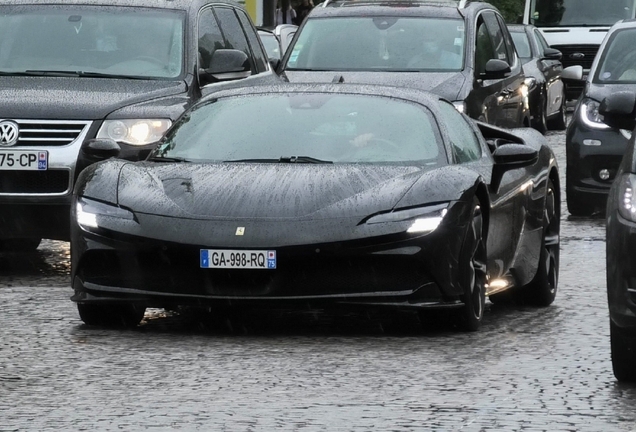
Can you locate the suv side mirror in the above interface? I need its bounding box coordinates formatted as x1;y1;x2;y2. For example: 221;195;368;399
599;91;636;131
203;49;251;81
481;59;511;80
561;65;583;82
542;48;562;61
81;138;121;160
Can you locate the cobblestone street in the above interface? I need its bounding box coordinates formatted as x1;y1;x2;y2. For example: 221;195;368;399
2;126;635;431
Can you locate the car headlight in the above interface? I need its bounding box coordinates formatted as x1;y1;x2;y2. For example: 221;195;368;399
97;119;172;145
365;203;448;235
76;197;135;231
617;174;636;222
580;99;611;130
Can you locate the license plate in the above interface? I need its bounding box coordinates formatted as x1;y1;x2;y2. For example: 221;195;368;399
200;249;276;269
0;151;48;170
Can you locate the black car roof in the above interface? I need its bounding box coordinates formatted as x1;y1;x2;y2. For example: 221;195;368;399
308;0;497;19
0;0;239;10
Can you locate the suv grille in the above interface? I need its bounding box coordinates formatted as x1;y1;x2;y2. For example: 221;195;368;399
0;170;70;194
551;44;599;70
7;120;91;147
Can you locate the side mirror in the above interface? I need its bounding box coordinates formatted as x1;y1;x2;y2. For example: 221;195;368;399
561;65;584;82
491;144;538;192
81;138;121;160
542;48;562;61
203;49;251;81
481;59;511;80
599;91;636;131
269;57;281;71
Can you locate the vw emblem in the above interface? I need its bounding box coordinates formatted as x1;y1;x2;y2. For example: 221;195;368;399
0;120;19;147
570;52;585;60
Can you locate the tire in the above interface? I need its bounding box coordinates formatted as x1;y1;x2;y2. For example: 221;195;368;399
547;93;567;131
453;199;487;332
532;98;548;135
610;320;636;382
77;303;145;328
519;178;560;306
0;238;41;252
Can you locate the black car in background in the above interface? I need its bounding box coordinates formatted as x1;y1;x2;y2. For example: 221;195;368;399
508;24;567;134
0;0;277;251
70;84;560;332
565;20;636;216
280;0;530;128
603;91;636;382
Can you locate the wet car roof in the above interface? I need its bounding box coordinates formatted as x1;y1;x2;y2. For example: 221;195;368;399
306;0;497;19
0;0;239;10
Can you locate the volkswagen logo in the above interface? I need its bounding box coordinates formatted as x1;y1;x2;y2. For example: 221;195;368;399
570;52;585;60
0;120;19;147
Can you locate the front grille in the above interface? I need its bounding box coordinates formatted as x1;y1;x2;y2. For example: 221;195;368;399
0;169;70;193
3;119;91;147
83;247;433;298
551;44;599;70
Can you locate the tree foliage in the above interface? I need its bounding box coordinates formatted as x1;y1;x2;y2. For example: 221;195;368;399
487;0;525;23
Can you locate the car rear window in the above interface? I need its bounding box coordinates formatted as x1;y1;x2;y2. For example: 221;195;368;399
594;28;636;84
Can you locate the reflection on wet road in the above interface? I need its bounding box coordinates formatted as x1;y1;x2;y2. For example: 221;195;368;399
2;123;636;431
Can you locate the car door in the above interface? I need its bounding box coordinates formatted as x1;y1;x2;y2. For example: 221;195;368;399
533;28;564;118
485;12;526;128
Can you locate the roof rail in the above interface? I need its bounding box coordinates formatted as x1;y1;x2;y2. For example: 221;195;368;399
321;0;480;8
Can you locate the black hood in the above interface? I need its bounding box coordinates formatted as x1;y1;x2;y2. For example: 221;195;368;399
282;71;466;101
0;76;186;119
116;163;428;220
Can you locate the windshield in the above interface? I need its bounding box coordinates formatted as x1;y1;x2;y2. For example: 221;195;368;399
286;17;465;72
0;6;184;79
594;28;636;83
259;32;281;60
155;94;445;165
530;0;636;27
510;31;532;58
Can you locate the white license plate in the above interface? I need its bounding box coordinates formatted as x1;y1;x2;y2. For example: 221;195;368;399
200;249;276;269
0;150;48;170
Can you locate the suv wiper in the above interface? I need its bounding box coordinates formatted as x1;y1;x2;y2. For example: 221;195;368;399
224;158;280;163
278;156;333;164
147;156;191;163
17;70;149;79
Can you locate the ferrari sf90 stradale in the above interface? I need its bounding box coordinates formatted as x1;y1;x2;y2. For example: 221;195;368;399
71;84;560;331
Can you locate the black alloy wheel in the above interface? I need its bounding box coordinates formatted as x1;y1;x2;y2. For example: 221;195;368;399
521;178;560;306
610;320;636;382
454;198;487;331
77;303;146;328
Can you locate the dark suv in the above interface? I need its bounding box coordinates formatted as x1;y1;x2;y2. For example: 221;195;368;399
280;0;529;128
0;0;277;251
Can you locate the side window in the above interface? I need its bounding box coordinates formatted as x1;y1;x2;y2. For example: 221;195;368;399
236;10;268;73
214;7;254;73
496;14;516;65
475;18;495;75
534;29;550;55
438;102;482;163
483;12;510;64
198;8;224;69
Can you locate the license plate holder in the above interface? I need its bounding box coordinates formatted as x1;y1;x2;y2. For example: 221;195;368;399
0;150;48;170
200;249;276;269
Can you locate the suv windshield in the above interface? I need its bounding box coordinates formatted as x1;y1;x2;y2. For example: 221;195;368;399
156;94;445;165
0;6;184;79
530;0;636;27
286;17;465;72
594;28;636;83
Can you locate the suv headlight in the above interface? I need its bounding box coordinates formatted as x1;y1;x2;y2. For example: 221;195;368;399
617;174;636;222
365;203;448;235
97;119;172;145
76;197;135;231
580;99;611;130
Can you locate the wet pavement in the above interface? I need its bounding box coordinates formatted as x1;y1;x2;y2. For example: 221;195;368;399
2;123;636;431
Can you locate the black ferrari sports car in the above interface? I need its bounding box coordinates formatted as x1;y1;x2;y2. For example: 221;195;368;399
71;84;560;331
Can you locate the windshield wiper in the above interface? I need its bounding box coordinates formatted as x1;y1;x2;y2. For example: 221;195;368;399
278;156;333;164
15;70;149;79
147;156;191;163
223;158;280;163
